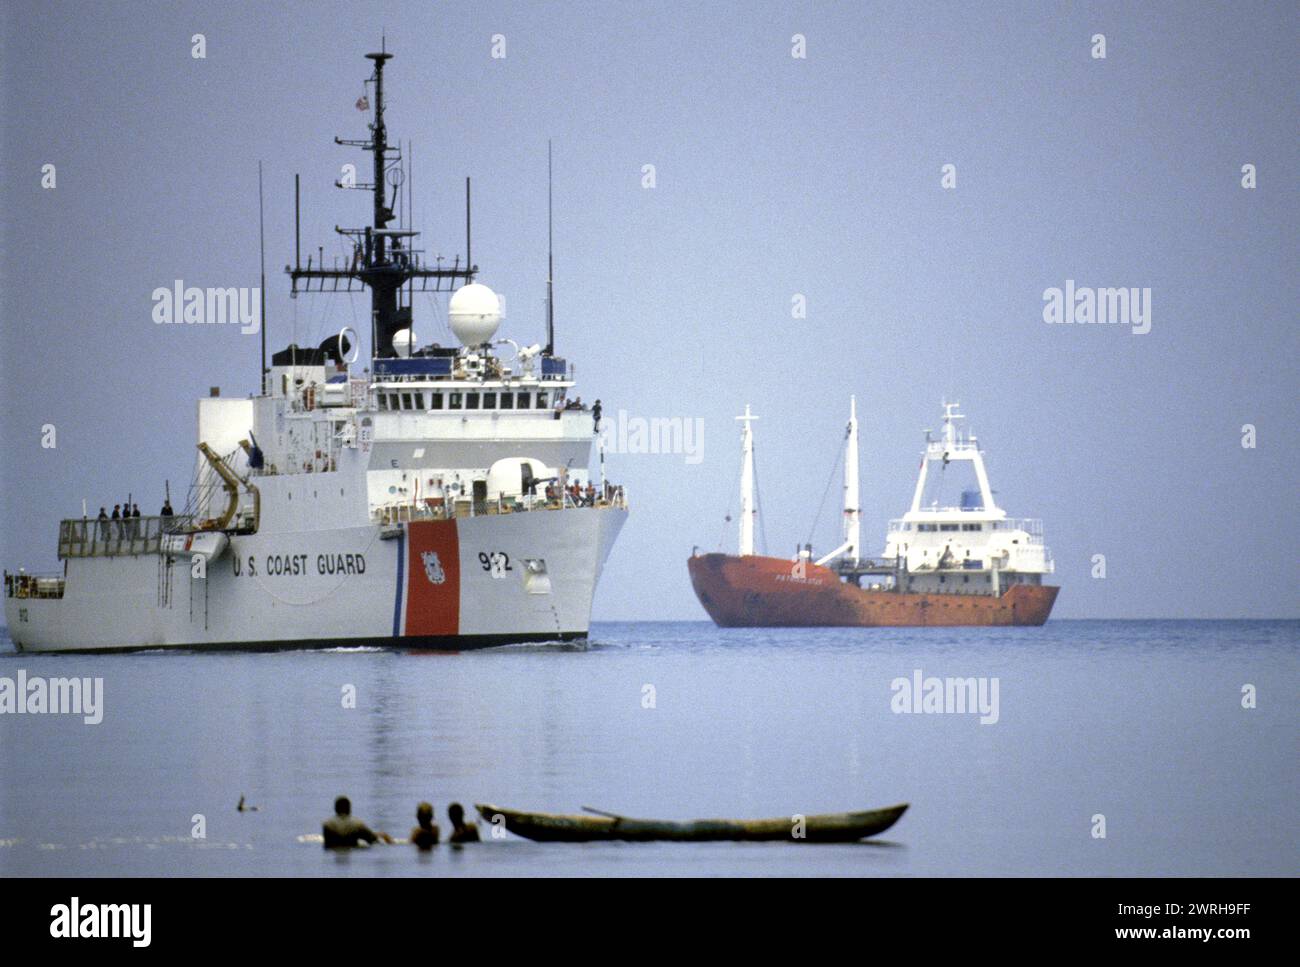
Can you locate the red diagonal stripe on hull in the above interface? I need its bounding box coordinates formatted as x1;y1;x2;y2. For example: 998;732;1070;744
405;520;460;636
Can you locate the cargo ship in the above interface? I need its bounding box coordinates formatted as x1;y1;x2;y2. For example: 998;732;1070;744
3;47;626;653
688;401;1057;627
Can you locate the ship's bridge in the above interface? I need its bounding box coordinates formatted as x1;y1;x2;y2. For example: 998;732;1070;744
878;403;1053;582
371;350;575;414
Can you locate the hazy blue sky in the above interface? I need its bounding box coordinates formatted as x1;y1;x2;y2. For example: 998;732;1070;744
2;1;1296;619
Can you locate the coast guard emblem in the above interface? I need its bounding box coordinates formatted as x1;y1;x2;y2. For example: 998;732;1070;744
421;551;446;585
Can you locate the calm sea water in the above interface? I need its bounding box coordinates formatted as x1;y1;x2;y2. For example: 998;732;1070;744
0;620;1295;877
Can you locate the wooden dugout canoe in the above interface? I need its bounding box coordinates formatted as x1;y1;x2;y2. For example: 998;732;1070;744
474;802;908;843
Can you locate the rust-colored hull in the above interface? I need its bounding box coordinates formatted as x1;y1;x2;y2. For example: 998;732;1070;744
687;553;1058;627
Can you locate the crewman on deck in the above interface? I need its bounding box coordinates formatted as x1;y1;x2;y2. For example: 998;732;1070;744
592;399;602;434
160;498;173;518
410;801;440;850
111;505;122;540
322;796;393;848
97;507;109;540
447;802;480;844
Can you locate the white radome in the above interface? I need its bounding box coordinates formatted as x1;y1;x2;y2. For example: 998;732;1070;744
392;328;417;358
449;283;503;346
486;456;550;500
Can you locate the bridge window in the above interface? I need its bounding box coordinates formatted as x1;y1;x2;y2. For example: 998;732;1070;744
413;392;425;410
466;393;480;410
429;392;443;410
483;392;497;408
516;392;531;409
378;394;388;410
449;392;462;410
939;524;958;532
918;523;937;532
537;390;549;408
500;392;514;410
962;523;982;531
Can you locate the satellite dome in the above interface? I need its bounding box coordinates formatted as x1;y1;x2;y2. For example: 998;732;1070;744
448;283;502;346
392;328;417;358
486;457;551;500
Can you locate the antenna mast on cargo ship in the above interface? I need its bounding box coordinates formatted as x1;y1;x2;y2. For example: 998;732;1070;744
815;397;861;567
736;405;759;557
842;396;861;565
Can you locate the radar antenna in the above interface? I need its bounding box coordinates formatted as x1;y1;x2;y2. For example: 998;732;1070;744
287;47;476;358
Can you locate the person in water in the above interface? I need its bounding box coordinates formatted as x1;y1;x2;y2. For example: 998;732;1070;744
322;796;392;848
410;801;440;850
447;802;480;844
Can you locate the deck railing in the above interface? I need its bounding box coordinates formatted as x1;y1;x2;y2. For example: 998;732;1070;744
990;518;1044;541
57;515;196;559
374;485;628;525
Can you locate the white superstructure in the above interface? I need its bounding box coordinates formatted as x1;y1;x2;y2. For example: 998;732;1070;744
878;402;1052;595
804;400;1053;595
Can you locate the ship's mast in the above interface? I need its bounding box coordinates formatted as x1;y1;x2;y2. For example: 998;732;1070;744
942;400;963;449
368;50;392;275
813;396;862;567
907;401;1000;515
546;140;555;356
736;404;758;557
288;46;476;359
843;395;860;565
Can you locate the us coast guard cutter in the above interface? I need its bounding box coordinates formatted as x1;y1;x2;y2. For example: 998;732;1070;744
3;48;627;652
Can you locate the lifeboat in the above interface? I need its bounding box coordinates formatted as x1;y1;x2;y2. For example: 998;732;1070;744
160;531;229;562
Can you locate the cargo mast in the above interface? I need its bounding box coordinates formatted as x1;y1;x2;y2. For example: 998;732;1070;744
843;396;860;564
814;397;862;567
736;405;758;557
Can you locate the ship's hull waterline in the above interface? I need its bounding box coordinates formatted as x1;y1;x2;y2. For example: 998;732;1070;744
688;553;1058;628
6;507;625;654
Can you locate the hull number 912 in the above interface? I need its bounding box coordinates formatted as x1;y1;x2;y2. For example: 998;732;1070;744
479;551;512;578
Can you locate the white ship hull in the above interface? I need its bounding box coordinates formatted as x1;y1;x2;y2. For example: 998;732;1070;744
4;48;632;653
5;507;625;653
